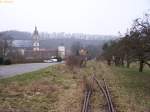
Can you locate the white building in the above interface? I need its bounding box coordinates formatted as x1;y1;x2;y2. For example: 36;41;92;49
58;45;65;59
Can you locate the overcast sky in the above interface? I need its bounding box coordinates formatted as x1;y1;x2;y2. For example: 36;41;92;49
0;0;150;35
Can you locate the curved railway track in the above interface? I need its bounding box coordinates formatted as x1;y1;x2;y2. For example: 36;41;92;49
81;75;116;112
81;88;92;112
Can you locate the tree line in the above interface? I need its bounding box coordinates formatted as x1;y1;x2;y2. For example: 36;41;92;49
101;13;150;72
0;33;25;64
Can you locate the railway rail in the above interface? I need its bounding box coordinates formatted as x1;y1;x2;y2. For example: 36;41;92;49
81;75;116;112
81;87;92;112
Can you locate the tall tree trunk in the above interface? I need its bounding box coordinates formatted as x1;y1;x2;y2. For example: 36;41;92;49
121;58;124;66
139;60;144;72
114;57;119;66
114;58;117;66
107;59;111;66
127;60;130;68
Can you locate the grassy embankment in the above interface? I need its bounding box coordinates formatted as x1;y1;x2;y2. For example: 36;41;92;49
0;61;149;112
0;64;84;112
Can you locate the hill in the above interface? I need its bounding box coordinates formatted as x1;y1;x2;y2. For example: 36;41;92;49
0;30;117;49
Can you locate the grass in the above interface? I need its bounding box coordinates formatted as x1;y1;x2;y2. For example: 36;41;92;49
0;64;83;112
0;61;149;112
0;68;53;85
112;66;150;111
81;61;150;112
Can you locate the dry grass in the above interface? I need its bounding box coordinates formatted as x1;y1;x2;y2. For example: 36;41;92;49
0;64;83;112
78;61;150;112
0;61;149;112
90;61;150;112
111;66;150;112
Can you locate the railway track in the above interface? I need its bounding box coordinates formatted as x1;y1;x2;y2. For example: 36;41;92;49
81;75;116;112
81;87;92;112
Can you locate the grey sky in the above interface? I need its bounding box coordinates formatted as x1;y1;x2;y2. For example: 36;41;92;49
0;0;150;35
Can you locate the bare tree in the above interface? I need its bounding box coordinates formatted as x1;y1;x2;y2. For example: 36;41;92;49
71;41;83;56
101;13;150;72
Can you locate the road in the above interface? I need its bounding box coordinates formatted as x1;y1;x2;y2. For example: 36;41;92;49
0;63;57;78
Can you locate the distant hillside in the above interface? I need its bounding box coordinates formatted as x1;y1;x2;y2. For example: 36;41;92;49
0;30;32;40
0;30;117;49
0;30;117;40
40;38;107;49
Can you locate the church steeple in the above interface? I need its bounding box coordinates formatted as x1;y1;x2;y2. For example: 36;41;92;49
34;26;38;35
32;26;40;51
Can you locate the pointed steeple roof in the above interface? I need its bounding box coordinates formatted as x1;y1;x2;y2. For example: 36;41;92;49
33;26;38;35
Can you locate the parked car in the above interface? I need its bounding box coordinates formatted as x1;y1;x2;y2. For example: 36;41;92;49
43;56;62;63
50;58;58;62
43;59;53;63
43;58;58;63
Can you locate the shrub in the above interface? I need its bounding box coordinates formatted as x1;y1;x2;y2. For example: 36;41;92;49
4;59;12;65
66;55;86;69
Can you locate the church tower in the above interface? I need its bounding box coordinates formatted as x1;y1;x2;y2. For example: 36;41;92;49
32;26;40;51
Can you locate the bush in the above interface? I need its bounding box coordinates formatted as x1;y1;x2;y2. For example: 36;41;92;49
66;55;86;69
4;59;12;65
0;57;4;65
